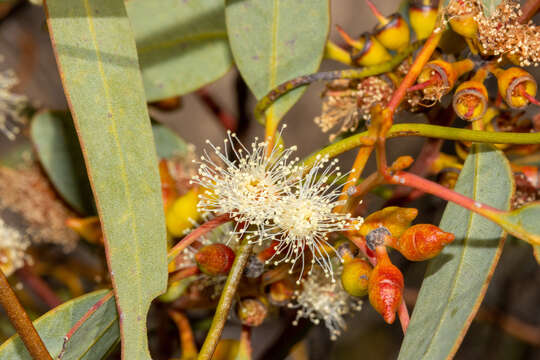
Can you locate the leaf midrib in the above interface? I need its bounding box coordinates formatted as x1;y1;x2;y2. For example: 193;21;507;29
82;0;144;356
419;145;482;359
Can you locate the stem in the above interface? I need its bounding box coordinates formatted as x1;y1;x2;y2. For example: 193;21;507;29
0;269;53;360
169;266;200;284
387;30;442;114
168;214;231;265
169;310;198;360
389;171;502;219
519;0;540;23
197;238;253;360
337;146;374;212
301;123;540;170
15;266;62;309
238;325;253;359
254;41;421;125
196;89;237;132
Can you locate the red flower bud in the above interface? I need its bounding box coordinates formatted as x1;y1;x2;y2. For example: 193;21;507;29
389;224;455;261
368;247;404;324
195;243;235;276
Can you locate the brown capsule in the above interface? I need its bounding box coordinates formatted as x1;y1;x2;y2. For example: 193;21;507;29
341;258;372;297
195;243;235;276
389;224;455;261
368;247;404;324
237;298;268;327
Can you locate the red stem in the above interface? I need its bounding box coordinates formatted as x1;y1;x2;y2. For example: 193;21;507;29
407;78;437;92
169;266;200;283
196;89;237;132
390;171;503;215
15;266;62;309
520;86;540;106
168;214;231;264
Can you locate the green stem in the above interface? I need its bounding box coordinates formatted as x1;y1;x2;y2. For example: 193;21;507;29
197;238;253;360
302;123;540;170
254;41;422;125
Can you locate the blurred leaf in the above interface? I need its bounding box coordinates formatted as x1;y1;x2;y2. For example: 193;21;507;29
58;291;119;360
127;0;232;101
44;1;168;359
225;0;329;123
0;290;113;359
481;0;503;17
534;245;540;264
398;144;513;360
31;110;95;215
152;124;188;159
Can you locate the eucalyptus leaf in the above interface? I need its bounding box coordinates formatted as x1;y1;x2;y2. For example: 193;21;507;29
225;0;330;124
31;110;95;215
44;1;168;358
0;290;113;359
127;0;233;101
398;144;513;360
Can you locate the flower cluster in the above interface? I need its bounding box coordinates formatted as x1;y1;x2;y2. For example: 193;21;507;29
0;66;27;140
289;265;362;340
191;131;363;281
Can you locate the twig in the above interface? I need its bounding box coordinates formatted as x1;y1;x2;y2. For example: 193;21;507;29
0;268;53;360
168;214;231;265
15;265;62;309
169;310;198;359
196;89;237;132
197;237;253;360
519;0;540;23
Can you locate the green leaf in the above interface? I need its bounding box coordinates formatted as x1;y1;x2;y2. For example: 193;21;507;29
225;0;330;124
497;202;540;247
127;0;232;101
58;291;119;360
481;0;503;17
152;124;189;159
0;290;114;359
31;110;95;215
44;1;168;359
398;144;513;360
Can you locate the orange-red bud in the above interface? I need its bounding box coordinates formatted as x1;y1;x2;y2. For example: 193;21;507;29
358;206;418;238
368;247;404;324
389;224;455;261
195;243;235;276
269;279;295;305
493;67;539;109
150;96;182;111
341;258;372;297
66;216;103;245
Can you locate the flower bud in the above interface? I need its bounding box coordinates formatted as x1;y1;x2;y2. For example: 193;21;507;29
336;26;392;66
409;0;439;40
493;67;539;109
359;206;418;238
165;188;200;237
158;159;177;212
237;298;268;327
66;216;103;245
195;243;235;276
368;247;404;324
452;79;488;121
268;279;295;305
150;96;182;111
388;224;455;261
341;258;372;297
366;1;410;50
448;14;478;39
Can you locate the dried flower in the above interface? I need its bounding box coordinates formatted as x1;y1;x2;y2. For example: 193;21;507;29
0;217;29;276
267;155;363;283
289;265;362;340
191;130;299;243
0;66;27;140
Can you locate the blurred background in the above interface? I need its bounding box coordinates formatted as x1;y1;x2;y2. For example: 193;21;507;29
0;0;539;359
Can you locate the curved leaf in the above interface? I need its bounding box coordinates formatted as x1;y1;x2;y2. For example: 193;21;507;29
398;144;513;360
31;110;95;215
225;0;330;124
127;0;232;101
0;290;112;359
152;124;189;159
44;1;168;359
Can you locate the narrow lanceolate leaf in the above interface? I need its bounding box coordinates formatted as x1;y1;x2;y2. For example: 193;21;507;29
127;0;232;101
31;110;95;215
44;1;168;359
0;290;112;359
398;144;513;360
58;291;119;360
225;0;329;125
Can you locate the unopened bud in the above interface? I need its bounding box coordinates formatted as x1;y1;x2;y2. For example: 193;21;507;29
341;258;372;297
389;224;455;261
195;243;235;276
